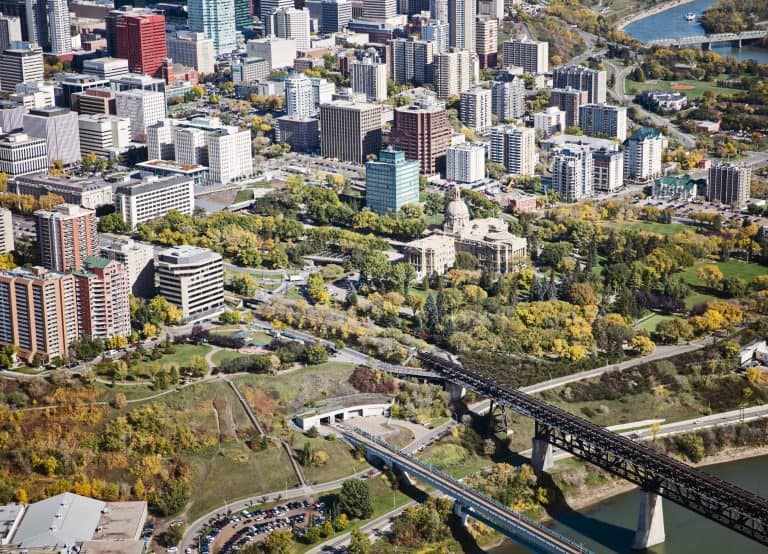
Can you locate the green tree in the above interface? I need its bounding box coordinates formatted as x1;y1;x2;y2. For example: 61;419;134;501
162;523;185;547
339;479;373;519
304;343;328;365
263;529;293;554
347;529;371;554
98;212;131;234
307;272;330;304
230;273;256;296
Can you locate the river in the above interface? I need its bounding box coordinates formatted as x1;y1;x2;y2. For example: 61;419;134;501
492;454;768;554
623;0;768;64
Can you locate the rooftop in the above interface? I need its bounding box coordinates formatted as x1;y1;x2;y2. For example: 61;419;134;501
94;502;147;541
138;159;209;173
12;493;104;548
629;127;663;141
114;175;193;196
0;504;24;543
158;245;221;265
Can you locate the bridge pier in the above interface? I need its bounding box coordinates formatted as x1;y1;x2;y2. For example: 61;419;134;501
399;470;414;487
732;39;742;48
446;382;466;402
701;42;711;50
453;501;469;527
632;490;665;550
531;437;554;473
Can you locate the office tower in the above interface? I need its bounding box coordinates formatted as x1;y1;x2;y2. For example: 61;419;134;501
429;0;447;21
422;19;448;53
592;148;624;193
350;53;387;102
579;103;627;141
533;106;566;137
553;65;607;105
434;49;475;98
319;101;382;164
100;237;156;298
391;38;436;85
268;7;310;51
116;89;166;140
168;31;215;75
260;0;293;20
235;0;253;30
363;0;396;21
552;145;593;203
0;266;79;362
157;245;224;322
550;86;588;127
502;39;548;74
111;9;168;77
321;0;352;33
449;0;475;52
23;107;81;165
110;73;167;93
72;88;118;115
276;116;319;153
11;80;53;108
475;15;497;68
35;204;97;272
0;41;42;93
0;13;21;52
390;99;451;175
247;37;297;69
55;73;110;108
188;0;237;54
491;78;524;122
446;143;485;183
74;257;131;340
208;127;252;185
82;57;130;80
477;0;503;19
624;127;664;182
115;175;195;230
707;162;751;208
460;86;491;131
285;72;315;117
47;0;71;54
365;147;419;214
0;99;24;133
0;132;46;176
490;125;536;176
230;56;270;82
78;114;131;158
311;77;335;106
0;207;12;254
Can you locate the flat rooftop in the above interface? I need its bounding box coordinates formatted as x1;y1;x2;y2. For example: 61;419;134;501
93;502;146;542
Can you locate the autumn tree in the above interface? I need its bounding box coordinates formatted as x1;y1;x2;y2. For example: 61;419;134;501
697;264;724;291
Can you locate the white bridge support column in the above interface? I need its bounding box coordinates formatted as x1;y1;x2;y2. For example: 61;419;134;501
632;490;665;550
446;382;466;402
399;470;414;486
531;437;554;473
453;501;469;527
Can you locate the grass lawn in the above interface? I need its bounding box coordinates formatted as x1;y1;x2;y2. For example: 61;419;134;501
234;189;254;203
298;437;366;485
132;344;212;373
635;313;675;332
95;382;163;403
418;441;493;479
680;259;767;307
285;286;304;300
209;326;241;337
625;77;736;100
211;349;243;367
602;220;688;236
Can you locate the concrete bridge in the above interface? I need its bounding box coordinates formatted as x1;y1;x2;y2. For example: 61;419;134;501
342;427;591;554
646;29;768;49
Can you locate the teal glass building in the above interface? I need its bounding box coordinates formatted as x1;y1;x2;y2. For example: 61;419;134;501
365;147;419;214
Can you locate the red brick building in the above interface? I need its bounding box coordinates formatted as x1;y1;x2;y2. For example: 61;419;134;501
115;11;168;77
389;100;452;176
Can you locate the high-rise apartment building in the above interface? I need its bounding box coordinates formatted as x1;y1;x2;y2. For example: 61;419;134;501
592;148;624;193
422;19;449;53
552;65;607;104
116;89;166;140
475;15;497;68
362;0;396;21
74;257;131;340
35;204;98;273
434;49;475;98
247;37;297;69
285;72;316;117
550;86;588;128
0;42;43;93
579;103;627;141
0;13;21;53
551;145;594;203
0;266;79;362
707;162;751;208
350;54;387;102
477;0;503;19
115;175;195;230
533;106;566;137
46;0;71;54
0;207;13;254
260;0;293;20
188;0;237;54
167;31;215;75
365;147;419;214
268;7;310;51
235;0;253;30
390;99;451;175
460;86;491;131
446;143;485;183
157;246;224;322
311;77;335;106
113;9;167;77
78;114;131;159
0;132;47;176
490;125;536;176
23;107;81;166
491;78;524;122
100;237;156;298
391;38;436;85
449;0;475;52
319;100;382;164
624;127;664;182
502;39;548;74
320;0;352;33
430;0;448;21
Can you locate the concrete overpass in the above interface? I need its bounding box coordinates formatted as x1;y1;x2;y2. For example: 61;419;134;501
646;29;768;49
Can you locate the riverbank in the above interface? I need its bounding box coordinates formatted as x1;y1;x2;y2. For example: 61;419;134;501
616;0;699;31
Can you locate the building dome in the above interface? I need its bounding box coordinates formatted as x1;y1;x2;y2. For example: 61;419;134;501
444;186;470;234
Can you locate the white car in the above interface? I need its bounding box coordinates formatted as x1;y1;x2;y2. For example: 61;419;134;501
167;547;178;553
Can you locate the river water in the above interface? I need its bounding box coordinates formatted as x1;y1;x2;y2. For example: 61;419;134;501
492;454;768;554
623;0;768;64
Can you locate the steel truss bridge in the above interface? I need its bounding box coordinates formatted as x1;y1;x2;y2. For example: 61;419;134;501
646;29;768;48
342;427;591;554
417;352;768;547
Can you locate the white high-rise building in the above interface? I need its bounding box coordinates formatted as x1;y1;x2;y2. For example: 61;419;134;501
0;42;43;93
422;20;449;53
100;237;156;298
285;72;316;117
208;127;252;185
78;114;131;158
311;77;335;106
491;79;525;122
167;31;216;74
23;107;81;165
490;125;536;176
246;37;297;69
434;49;476;99
502;39;548;74
430;0;448;22
116;89;166;140
625;127;664;182
449;0;475;52
0;207;13;254
533;106;566;137
362;0;396;21
268;8;311;51
47;0;72;55
260;0;294;20
477;0;503;19
579;103;627;141
552;145;594;203
0;133;47;176
157;245;224;322
350;54;387;102
115;175;195;230
188;0;237;54
0;14;22;53
446;143;485;183
460;86;491;131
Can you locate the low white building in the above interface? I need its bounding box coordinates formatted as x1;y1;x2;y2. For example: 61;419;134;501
157;245;224;322
114;174;195;230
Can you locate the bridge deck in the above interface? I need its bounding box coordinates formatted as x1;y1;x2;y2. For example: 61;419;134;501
646;29;768;47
